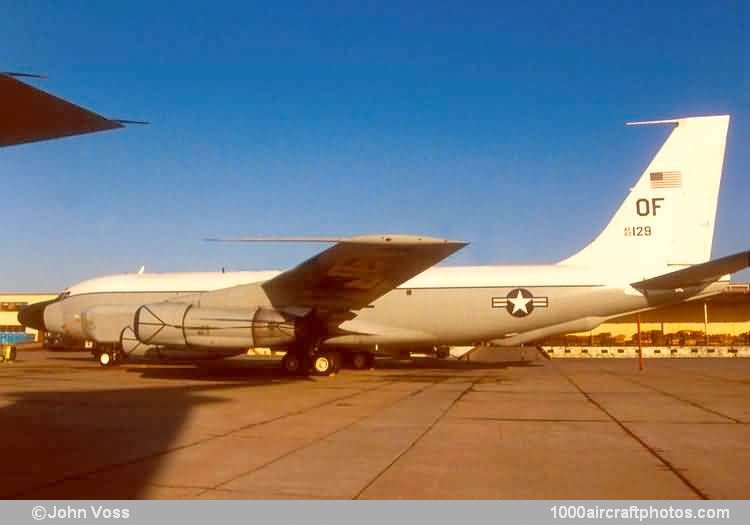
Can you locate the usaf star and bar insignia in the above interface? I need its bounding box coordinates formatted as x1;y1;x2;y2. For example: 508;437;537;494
492;288;549;318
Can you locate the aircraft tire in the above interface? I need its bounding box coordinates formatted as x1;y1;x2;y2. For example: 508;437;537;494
98;350;115;368
350;351;373;370
281;352;305;375
311;352;337;376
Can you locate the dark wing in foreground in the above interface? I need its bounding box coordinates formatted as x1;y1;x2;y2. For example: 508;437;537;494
0;73;124;147
259;235;468;311
631;250;750;291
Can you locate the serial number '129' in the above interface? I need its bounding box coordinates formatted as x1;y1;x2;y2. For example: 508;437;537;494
624;226;652;237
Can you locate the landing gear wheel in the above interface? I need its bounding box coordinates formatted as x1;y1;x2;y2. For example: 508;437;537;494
97;344;123;368
98;351;114;367
281;352;304;375
311;352;338;376
350;351;374;370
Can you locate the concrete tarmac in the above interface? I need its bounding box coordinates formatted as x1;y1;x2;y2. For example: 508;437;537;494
1;351;748;499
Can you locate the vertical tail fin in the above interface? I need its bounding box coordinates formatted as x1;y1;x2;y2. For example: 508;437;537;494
561;115;730;281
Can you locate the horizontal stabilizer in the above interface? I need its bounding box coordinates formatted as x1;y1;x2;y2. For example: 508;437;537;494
631;250;750;291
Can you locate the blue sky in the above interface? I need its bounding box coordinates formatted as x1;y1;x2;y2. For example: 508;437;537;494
2;1;748;290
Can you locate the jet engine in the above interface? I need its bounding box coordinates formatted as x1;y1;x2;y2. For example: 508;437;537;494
133;303;296;349
120;327;240;361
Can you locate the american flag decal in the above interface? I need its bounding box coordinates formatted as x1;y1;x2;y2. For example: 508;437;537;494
650;171;682;189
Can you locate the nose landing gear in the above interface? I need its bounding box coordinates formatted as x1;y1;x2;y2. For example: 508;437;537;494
93;344;123;368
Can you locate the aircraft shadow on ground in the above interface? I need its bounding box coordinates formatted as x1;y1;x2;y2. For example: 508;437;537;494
128;358;542;383
47;352;543;379
376;358;544;370
0;383;256;499
1;354;544;499
125;361;315;383
45;354;309;383
46;354;101;362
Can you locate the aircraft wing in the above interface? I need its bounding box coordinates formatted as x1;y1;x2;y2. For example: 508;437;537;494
631;250;750;291
0;73;125;147
256;235;467;311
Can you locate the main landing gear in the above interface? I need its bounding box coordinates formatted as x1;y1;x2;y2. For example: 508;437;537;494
281;348;341;376
348;351;375;370
280;352;304;374
311;352;340;375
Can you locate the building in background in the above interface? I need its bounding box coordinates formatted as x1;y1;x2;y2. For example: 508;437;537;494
541;283;750;357
547;284;750;346
0;293;57;344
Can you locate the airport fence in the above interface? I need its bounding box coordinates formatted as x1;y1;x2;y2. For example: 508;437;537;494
542;345;750;358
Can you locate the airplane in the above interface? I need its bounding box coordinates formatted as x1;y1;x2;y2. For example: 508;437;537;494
19;114;749;375
0;72;143;147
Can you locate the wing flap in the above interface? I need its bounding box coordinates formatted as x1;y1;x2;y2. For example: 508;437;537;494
631;250;750;291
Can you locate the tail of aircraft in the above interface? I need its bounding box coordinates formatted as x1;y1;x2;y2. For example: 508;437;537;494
561;115;730;281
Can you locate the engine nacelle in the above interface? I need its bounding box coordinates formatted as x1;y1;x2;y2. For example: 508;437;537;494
133;303;296;349
121;327;241;360
82;305;139;344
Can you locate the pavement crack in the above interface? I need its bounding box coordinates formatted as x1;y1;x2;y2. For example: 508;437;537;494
602;370;742;424
556;366;709;500
352;373;485;500
201;379;442;496
452;416;610;423
10;380;393;499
